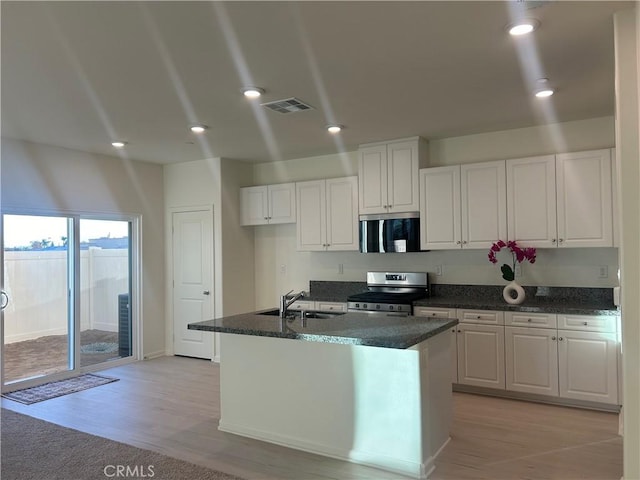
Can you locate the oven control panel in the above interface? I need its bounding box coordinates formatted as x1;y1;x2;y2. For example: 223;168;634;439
347;302;412;313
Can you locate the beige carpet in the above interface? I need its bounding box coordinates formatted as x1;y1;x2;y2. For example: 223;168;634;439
1;409;244;480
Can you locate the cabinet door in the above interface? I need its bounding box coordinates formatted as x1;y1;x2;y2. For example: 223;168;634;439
326;177;359;251
556;149;613;247
505;326;559;396
419;166;461;250
268;183;296;224
296;180;326;251
456;323;505;389
460;160;507;249
414;307;458;383
506;155;557;247
387;140;419;213
240;186;269;225
558;330;618;404
358;144;388;215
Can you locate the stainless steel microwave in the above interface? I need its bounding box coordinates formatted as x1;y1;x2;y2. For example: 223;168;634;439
359;213;422;253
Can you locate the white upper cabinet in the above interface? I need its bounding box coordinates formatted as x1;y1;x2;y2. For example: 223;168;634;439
240;183;296;226
420;160;506;250
506;155;557;248
358;137;427;215
420;166;461;249
556;149;613;247
461;160;507;249
507;149;613;248
296;176;358;251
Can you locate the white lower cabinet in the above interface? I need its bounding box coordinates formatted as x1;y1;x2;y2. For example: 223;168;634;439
503;312;619;405
454;310;505;390
557;316;618;405
290;301;347;312
414;307;458;382
505;326;559;396
288;300;315;311
314;301;347;312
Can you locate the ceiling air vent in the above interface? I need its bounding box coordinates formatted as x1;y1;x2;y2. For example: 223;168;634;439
261;97;314;114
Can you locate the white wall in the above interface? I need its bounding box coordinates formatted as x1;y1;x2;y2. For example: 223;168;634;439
163;157;254;356
614;7;640;479
1;138;165;358
249;117;619;309
429;116;615;166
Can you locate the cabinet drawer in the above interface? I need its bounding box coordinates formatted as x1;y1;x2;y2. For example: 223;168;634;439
458;309;504;325
315;301;347;312
557;314;617;333
505;312;557;328
413;307;457;318
288;301;315;311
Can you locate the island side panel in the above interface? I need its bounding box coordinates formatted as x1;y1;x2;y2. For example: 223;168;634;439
217;332;452;479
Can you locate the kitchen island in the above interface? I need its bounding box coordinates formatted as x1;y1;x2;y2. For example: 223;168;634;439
189;310;458;479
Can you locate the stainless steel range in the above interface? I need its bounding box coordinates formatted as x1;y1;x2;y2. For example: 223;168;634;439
347;271;429;317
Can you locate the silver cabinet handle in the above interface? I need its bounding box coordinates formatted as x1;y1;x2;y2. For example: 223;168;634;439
1;291;8;310
456;240;461;245
203;290;210;295
559;337;564;341
551;336;557;340
552;238;557;243
559;238;564;243
583;321;588;326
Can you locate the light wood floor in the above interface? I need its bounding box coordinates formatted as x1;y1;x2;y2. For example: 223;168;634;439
1;356;622;480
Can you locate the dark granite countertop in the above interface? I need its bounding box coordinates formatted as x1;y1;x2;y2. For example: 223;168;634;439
304;281;618;316
416;284;619;316
413;297;618;315
188;309;458;349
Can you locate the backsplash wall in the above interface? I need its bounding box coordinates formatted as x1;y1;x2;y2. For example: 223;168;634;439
253;224;619;309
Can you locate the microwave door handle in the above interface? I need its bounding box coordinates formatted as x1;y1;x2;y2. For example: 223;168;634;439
380;219;386;252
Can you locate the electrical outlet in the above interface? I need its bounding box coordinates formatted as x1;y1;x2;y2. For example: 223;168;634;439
598;265;608;278
434;265;442;276
280;264;287;275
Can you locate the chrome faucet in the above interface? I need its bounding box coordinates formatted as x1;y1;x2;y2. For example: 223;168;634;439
279;289;305;318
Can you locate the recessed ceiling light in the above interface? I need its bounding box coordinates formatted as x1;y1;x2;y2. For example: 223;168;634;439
327;125;344;134
111;141;127;148
535;88;555;98
190;124;209;134
507;19;540;36
242;87;265;99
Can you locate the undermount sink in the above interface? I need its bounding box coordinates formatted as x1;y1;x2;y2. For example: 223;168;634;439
258;309;345;319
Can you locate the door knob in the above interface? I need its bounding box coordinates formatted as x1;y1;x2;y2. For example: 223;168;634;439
203;290;210;295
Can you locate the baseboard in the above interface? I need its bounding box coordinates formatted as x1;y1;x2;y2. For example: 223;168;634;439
453;383;621;413
219;420;433;479
142;350;165;360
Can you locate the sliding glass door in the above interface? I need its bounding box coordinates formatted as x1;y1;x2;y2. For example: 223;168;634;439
1;213;134;389
1;215;72;383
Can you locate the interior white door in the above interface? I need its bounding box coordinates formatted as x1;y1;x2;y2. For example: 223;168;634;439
172;209;213;359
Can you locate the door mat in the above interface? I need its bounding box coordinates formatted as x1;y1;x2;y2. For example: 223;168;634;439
1;373;119;405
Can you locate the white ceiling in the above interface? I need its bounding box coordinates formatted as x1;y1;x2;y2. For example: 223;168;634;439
1;1;633;164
